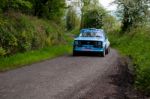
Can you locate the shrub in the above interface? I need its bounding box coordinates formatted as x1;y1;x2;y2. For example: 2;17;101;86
109;26;150;93
0;47;6;56
0;12;64;55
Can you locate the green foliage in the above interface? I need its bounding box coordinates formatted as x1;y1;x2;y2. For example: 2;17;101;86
83;8;106;28
81;0;107;28
0;47;6;56
29;0;66;22
0;0;66;23
70;28;80;35
109;26;150;93
0;14;7;26
11;0;33;10
0;44;72;71
136;66;150;93
102;15;120;33
0;0;32;12
115;0;150;32
46;0;66;21
66;7;80;30
0;0;8;11
0;12;65;56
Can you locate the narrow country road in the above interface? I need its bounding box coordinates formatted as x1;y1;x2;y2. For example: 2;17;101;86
0;49;123;99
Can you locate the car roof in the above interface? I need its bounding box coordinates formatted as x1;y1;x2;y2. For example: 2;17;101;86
80;28;104;33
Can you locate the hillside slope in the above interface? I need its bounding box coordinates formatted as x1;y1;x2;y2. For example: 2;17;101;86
0;12;72;71
0;12;65;56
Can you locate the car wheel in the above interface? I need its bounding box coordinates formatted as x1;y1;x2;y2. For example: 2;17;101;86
106;47;110;54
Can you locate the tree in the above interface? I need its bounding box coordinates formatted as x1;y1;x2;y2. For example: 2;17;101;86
102;15;119;33
81;0;107;28
29;0;66;22
0;0;66;23
0;0;32;12
80;0;92;28
115;0;150;32
83;8;106;28
66;7;80;30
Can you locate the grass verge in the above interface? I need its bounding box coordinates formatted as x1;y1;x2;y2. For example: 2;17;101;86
108;26;150;95
0;45;72;72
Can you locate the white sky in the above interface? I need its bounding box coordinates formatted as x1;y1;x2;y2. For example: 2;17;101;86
99;0;117;11
66;0;117;11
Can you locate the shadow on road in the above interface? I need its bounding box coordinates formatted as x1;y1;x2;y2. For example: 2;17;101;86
69;52;106;57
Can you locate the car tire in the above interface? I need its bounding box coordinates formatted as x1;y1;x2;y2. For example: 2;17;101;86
101;49;106;57
106;47;110;54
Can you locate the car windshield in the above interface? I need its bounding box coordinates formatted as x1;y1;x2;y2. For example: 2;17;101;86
79;32;103;37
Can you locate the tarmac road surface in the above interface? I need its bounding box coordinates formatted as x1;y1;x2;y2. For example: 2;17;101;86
0;49;122;99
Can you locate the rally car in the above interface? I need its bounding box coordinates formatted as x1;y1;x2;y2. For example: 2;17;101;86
73;28;110;57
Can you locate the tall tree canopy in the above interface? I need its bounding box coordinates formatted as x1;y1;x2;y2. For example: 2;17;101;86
80;0;107;28
0;0;32;12
0;0;66;22
66;6;80;30
29;0;66;21
115;0;150;31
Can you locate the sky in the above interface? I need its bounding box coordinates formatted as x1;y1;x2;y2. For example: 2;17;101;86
66;0;117;11
99;0;117;11
66;0;118;16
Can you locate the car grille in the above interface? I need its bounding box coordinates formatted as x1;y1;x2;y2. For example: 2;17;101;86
78;41;102;48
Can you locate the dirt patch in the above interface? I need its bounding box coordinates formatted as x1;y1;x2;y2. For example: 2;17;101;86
119;57;150;99
111;57;145;99
80;57;147;99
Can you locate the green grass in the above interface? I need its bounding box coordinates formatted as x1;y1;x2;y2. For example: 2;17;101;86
0;11;74;72
108;26;150;94
0;44;72;72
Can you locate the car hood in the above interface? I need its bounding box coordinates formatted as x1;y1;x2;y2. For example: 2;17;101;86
74;37;104;41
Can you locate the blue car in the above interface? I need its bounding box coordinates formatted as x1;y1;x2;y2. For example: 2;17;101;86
73;28;110;57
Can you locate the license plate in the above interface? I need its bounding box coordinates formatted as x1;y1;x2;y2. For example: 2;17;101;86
83;48;91;51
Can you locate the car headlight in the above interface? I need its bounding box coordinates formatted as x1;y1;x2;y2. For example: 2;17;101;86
98;41;101;45
97;41;102;48
74;41;78;45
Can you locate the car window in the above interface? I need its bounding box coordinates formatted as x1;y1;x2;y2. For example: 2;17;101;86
79;32;104;38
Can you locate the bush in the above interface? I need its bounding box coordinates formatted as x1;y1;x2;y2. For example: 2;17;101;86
0;47;6;56
109;26;150;93
136;66;150;93
0;12;65;55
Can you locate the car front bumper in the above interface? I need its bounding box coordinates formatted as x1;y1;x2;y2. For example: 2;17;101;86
74;47;104;52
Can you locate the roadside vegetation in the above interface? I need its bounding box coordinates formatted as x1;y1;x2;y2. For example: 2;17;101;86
0;12;72;71
109;26;150;94
108;0;150;95
0;12;65;55
0;45;71;71
0;0;71;71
